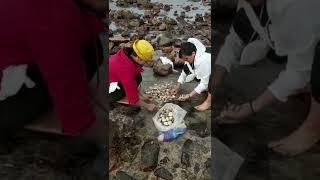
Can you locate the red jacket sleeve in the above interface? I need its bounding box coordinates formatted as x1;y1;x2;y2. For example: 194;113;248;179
28;25;96;136
119;68;140;104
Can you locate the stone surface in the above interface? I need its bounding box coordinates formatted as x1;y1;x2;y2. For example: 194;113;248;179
116;171;136;180
140;140;160;172
181;139;193;168
153;60;173;76
154;167;173;180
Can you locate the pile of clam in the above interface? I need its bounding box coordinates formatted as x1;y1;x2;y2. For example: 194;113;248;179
158;108;175;126
145;83;176;103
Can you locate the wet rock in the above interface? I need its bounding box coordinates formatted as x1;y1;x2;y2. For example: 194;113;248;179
181;139;193;168
154;167;173;180
158;23;167;31
137;0;151;7
116;171;136;180
158;34;174;47
189;123;210;138
164;4;170;12
109;30;114;37
202;168;211;180
161;46;173;54
140;140;160;172
192;0;201;2
153;60;173;76
192;7;199;10
159;156;170;165
109;42;114;51
183;5;191;12
203;159;212;180
194;163;200;174
163;17;177;25
121;31;130;37
109;35;130;43
144;10;152;18
195;14;204;22
128;19;141;28
151;18;162;26
181;169;197;180
180;11;186;18
173;39;182;47
173;11;178;16
173;163;180;168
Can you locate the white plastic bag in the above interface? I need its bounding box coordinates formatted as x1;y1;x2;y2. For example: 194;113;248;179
152;103;187;132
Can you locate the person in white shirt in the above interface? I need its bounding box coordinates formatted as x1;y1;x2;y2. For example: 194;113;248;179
213;0;320;156
171;38;211;106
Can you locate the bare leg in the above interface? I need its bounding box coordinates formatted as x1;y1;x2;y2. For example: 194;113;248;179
269;97;320;156
195;93;212;111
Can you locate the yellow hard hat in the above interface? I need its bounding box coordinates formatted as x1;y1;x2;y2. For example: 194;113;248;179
132;40;154;62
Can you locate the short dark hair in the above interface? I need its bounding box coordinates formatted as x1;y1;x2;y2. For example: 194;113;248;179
179;42;196;58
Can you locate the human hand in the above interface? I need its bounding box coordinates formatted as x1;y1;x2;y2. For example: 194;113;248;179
178;94;190;101
146;103;157;111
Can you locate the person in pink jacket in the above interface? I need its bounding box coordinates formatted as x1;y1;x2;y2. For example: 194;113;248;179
109;40;157;111
0;1;107;177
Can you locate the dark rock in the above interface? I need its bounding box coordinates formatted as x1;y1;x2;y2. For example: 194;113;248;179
194;163;200;174
158;34;174;47
121;31;130;37
192;7;199;10
181;139;193;168
181;169;197;180
144;10;152;18
195;14;204;22
203;167;212;180
173;39;182;47
163;148;168;153
116;171;136;180
173;163;180;169
140;140;160;172
164;4;170;12
159;156;170;165
163;16;177;25
154;167;173;180
188;123;210;138
180;11;186;18
205;158;211;168
174;11;178;16
192;0;201;2
158;23;167;31
153;60;172;76
128;19;141;28
183;5;191;12
109;30;114;37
